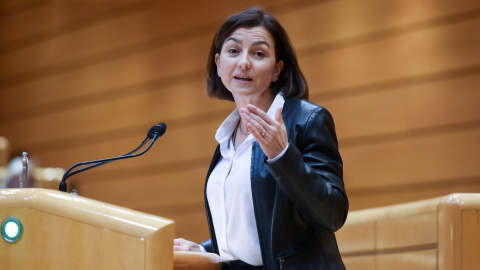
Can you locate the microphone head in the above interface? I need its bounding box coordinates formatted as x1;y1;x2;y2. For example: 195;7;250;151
148;122;167;139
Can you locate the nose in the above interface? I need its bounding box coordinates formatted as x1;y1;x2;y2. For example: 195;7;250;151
238;54;251;69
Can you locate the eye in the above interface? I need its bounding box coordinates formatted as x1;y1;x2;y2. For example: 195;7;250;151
227;48;239;55
253;51;264;58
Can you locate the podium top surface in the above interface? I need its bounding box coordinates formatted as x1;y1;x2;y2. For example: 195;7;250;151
0;188;174;237
343;193;480;223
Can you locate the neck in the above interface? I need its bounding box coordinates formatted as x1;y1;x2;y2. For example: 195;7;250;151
237;120;250;135
234;92;275;132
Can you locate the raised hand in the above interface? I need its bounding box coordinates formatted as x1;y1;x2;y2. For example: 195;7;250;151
240;104;288;159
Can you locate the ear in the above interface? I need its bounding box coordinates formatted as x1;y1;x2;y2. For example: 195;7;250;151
272;60;284;82
215;53;221;76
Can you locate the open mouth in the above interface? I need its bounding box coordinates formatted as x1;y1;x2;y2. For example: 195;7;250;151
234;76;253;81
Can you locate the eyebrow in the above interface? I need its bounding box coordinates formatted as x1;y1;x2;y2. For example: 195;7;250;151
225;37;271;48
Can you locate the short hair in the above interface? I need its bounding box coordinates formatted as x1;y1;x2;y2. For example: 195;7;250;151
206;7;309;101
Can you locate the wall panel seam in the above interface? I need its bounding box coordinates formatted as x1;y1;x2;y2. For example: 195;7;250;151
2;7;479;89
0;2;150;53
0;1;43;19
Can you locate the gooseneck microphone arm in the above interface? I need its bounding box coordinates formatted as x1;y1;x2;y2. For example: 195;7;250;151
61;137;151;180
61;137;153;181
59;122;166;192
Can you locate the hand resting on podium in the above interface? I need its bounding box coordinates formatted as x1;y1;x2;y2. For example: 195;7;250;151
173;238;222;270
174;238;205;252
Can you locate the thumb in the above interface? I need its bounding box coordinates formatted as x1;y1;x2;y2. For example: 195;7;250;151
275;107;284;124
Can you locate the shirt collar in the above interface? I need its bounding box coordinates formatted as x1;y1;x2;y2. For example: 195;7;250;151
215;93;285;154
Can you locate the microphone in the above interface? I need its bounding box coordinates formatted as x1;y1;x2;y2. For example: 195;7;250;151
59;122;166;192
148;123;167;139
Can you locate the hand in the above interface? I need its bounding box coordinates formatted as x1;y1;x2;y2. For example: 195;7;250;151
173;238;203;252
240;104;288;159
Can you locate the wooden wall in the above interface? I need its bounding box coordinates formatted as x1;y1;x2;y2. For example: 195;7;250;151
1;0;480;243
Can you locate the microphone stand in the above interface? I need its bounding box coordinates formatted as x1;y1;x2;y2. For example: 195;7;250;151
59;123;166;192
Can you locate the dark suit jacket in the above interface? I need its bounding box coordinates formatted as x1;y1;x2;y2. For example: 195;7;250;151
201;98;348;269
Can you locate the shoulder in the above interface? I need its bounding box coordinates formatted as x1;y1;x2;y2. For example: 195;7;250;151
283;98;333;122
283;98;338;144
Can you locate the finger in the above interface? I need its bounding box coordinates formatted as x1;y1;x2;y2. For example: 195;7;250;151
245;104;275;125
173;238;184;245
275;107;284;125
240;109;270;136
173;245;189;251
241;112;268;138
246;112;269;131
246;122;267;142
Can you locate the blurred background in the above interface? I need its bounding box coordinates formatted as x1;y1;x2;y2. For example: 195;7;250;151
1;0;479;243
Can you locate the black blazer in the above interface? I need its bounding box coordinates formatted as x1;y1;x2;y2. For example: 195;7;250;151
202;98;348;269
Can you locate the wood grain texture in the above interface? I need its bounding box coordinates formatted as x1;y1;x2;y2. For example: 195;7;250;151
1;0;480;243
0;188;174;269
337;194;480;269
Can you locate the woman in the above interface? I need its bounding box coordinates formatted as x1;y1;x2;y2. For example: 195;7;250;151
174;7;348;270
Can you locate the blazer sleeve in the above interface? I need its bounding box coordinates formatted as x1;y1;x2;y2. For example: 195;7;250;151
200;239;213;253
265;106;348;232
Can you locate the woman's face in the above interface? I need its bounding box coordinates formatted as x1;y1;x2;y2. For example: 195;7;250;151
215;26;283;99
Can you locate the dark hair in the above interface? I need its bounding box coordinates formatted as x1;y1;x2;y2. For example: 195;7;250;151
206;7;308;101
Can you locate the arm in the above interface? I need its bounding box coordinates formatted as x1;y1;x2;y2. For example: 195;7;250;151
266;107;348;232
199;239;213;253
173;238;205;252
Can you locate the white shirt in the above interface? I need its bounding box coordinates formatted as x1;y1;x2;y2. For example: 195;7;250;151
206;94;285;265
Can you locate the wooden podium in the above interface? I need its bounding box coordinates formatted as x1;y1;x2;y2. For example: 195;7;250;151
0;188;221;270
336;193;480;270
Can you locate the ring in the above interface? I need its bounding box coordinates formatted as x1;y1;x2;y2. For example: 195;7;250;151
261;129;266;137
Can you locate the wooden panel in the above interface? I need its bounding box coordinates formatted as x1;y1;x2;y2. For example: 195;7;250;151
4;0;480;82
300;16;480;94
338;195;480;270
87;178;209;244
0;137;9;166
343;256;376;270
3;1;479;118
20;115;223;170
0;35;212;115
0;79;225;146
0;0;307;80
0;2;127;46
2;0;480;244
438;194;462;270
1;208;145;269
70;167;210;244
0;4;195;77
4;70;480;155
0;1;41;18
338;197;440;251
174;251;222;270
4;12;480;118
348;178;480;211
75;166;208;210
2;74;479;175
4;11;478;148
281;0;480;50
433;194;480;270
320;73;480;142
16;117;480;199
342;127;480;189
376;212;437;249
376;249;437;270
0;188;175;269
160;207;209;244
336;221;375;254
3;103;477;215
461;209;480;269
0;30;209;93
